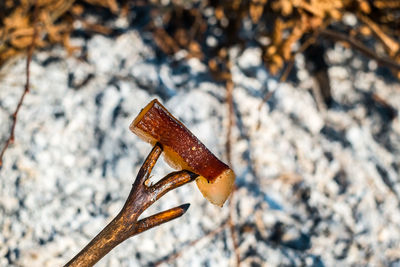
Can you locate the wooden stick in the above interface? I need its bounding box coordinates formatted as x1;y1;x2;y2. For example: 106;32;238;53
0;2;39;167
65;143;198;267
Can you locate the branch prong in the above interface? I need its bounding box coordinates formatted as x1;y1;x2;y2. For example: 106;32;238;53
134;203;190;236
66;144;196;267
134;143;163;187
151;170;198;202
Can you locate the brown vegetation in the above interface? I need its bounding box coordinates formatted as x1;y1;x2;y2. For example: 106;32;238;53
1;1;399;77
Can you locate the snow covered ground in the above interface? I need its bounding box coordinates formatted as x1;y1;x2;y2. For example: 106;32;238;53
1;28;400;266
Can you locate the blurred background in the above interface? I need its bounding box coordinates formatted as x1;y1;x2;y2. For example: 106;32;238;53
0;0;400;266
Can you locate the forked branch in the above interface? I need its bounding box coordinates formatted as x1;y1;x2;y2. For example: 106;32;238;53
65;143;198;267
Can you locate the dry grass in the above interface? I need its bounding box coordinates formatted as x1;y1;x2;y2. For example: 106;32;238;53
1;1;399;77
147;0;400;80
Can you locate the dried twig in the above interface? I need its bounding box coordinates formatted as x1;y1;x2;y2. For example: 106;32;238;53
228;186;240;266
257;20;328;115
320;29;400;71
226;79;235;166
256;33;318;131
65;143;198;267
280;32;320;83
0;3;39;167
357;13;399;56
225;77;241;266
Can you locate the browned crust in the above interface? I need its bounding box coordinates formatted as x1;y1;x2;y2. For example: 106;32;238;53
130;99;229;183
